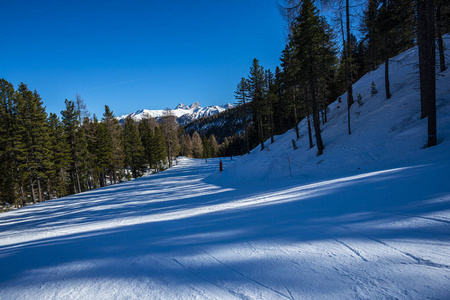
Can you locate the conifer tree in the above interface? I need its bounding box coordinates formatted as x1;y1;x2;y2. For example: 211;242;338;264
202;135;211;160
0;79;26;207
279;43;302;140
123;117;146;179
151;126;167;171
291;0;329;155
436;0;448;72
17;84;52;202
248;58;267;150
234;77;251;154
160;109;179;167
83;116;99;189
265;69;277;144
61;99;89;194
47;113;70;198
362;0;415;100
138;115;156;169
102;105;124;183
208;135;219;157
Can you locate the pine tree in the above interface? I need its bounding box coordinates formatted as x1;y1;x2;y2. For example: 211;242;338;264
151;126;167;171
362;0;415;100
123;117;146;178
83;116;99;189
234;77;251;154
436;0;450;72
202;135;211;160
279;43;302;140
208;135;219;157
291;0;330;155
102;105;124;183
160;109;179;167
47;113;70;198
362;0;382;72
16;84;52;203
0;79;26;207
61;99;89;194
138;115;156;169
248;58;267;150
265;69;277;144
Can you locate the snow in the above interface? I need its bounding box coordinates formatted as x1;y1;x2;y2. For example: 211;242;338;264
1;38;450;299
117;102;234;125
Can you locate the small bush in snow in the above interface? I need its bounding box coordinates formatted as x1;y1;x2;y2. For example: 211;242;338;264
357;93;364;106
371;82;378;96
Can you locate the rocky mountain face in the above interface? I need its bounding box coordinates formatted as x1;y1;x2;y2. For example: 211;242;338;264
117;102;234;126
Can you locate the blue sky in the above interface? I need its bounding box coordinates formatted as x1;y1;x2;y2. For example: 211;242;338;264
1;0;287;118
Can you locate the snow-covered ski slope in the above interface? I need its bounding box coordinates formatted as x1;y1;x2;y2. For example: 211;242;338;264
1;38;450;299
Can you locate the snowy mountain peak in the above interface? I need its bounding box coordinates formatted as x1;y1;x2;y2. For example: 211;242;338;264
118;101;234;126
175;103;189;110
190;101;201;109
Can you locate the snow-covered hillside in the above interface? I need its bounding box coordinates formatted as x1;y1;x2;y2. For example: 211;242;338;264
117;102;234;126
1;39;450;299
219;35;450;184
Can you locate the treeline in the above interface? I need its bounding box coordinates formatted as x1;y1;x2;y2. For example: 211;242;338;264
0;80;223;208
184;105;245;142
226;0;449;156
2;0;449;208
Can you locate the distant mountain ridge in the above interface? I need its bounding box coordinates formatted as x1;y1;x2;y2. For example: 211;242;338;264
117;102;234;126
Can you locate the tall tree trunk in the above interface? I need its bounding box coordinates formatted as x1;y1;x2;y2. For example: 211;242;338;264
341;15;352;135
73;181;77;194
15;160;26;207
270;109;275;144
258;113;264;150
60;167;65;197
347;99;352;135
384;35;391;99
305;87;314;149
243;100;250;154
417;0;429;119
293;102;300;140
30;178;36;204
436;4;446;72
307;114;313;149
74;161;81;194
346;0;354;107
426;1;437;147
309;60;324;155
417;0;437;146
37;179;43;203
47;178;51;200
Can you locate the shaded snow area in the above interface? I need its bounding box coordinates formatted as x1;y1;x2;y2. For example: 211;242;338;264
1;40;450;299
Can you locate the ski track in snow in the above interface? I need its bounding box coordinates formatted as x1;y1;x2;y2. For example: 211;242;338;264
1;36;450;299
0;159;450;299
1;156;449;299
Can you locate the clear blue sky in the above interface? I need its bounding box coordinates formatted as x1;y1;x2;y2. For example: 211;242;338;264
1;0;287;118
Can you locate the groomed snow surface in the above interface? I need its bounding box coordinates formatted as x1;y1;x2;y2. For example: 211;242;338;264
1;38;450;299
